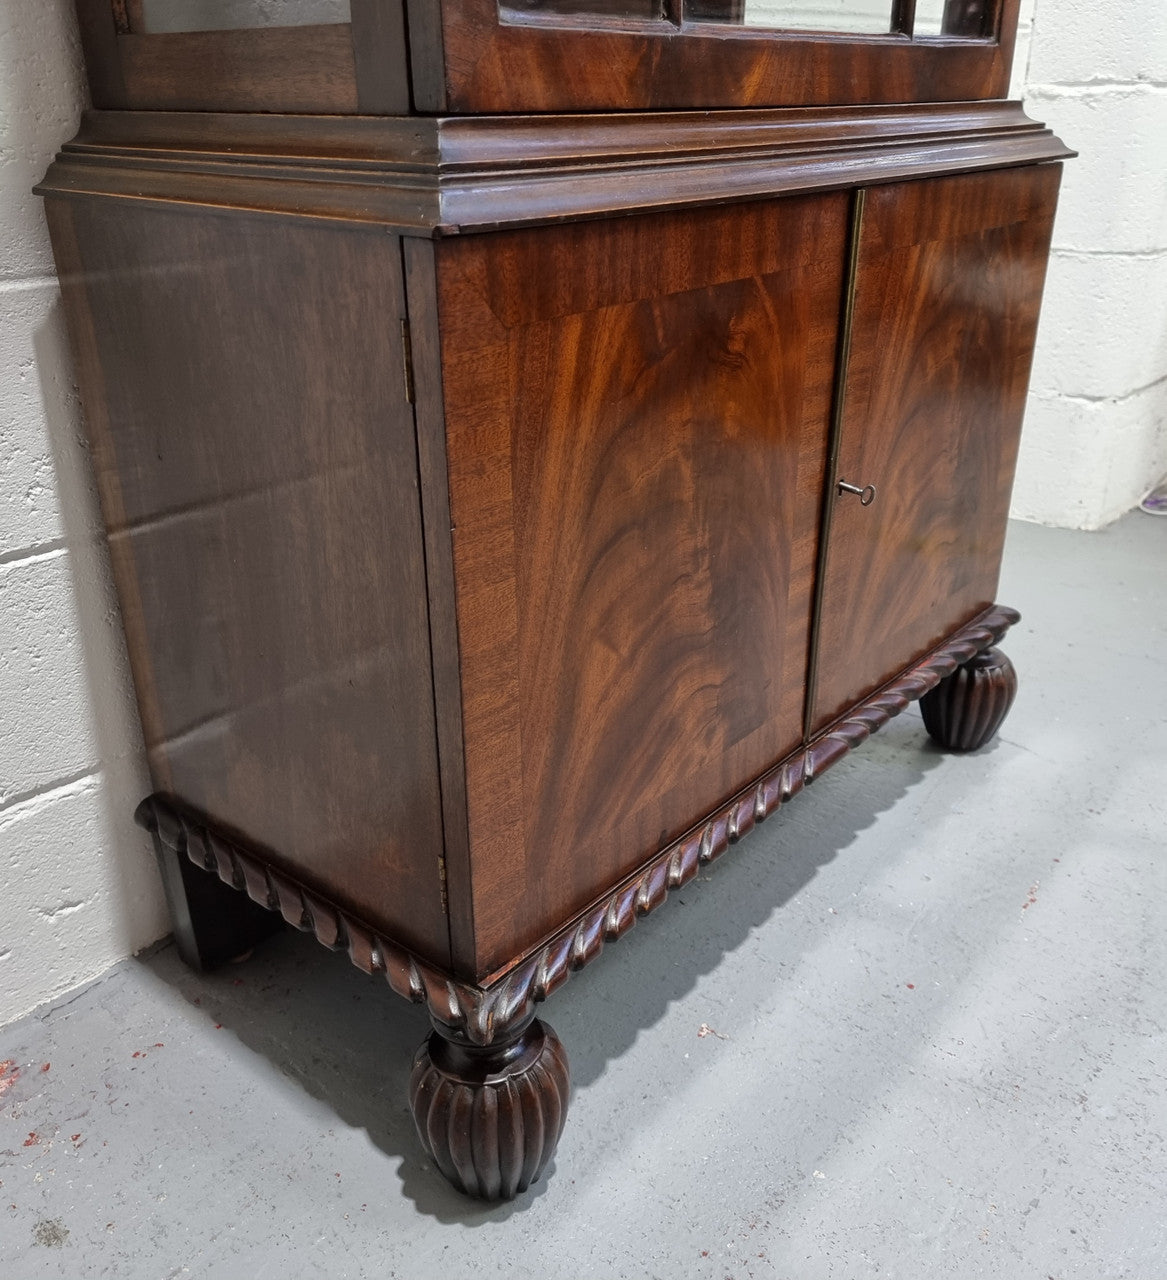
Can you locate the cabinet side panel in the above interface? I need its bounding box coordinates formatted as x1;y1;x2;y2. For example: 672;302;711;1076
811;163;1060;730
116;26;361;113
438;197;845;976
46;199;450;967
350;0;412;114
75;0;127;107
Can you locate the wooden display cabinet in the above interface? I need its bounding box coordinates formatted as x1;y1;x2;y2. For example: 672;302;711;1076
41;0;1070;1200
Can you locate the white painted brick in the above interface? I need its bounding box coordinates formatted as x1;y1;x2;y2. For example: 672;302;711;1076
1008;0;1038;98
0;552;103;804
0;1;87;282
0;778;165;1027
1009;19;1034;101
0;278;103;556
1028;248;1167;400
1011;8;1167;528
1014;380;1167;529
0;0;169;1025
1096;378;1167;524
1028;86;1167;255
1027;0;1167;85
1012;391;1104;529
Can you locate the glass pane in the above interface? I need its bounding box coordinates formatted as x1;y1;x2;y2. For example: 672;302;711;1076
136;0;351;33
502;0;663;18
913;0;991;36
686;0;892;32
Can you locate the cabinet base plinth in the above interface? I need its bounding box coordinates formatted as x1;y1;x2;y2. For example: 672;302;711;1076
920;645;1018;752
410;1017;571;1200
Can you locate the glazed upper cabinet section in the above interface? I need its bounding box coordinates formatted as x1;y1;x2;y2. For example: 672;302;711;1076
810;164;1061;733
133;0;351;31
515;0;997;35
74;0;408;113
415;0;1019;112
685;0;993;34
514;0;898;29
75;0;1019;114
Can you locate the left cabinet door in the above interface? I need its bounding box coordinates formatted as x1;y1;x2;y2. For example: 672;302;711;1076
434;195;847;976
809;164;1061;732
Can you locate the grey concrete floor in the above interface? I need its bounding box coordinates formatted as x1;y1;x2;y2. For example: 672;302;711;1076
2;514;1165;1279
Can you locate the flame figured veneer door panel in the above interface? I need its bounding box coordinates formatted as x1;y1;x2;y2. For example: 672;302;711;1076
437;196;847;976
810;164;1061;731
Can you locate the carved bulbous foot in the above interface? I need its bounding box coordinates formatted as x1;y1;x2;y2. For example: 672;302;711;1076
920;645;1017;752
409;1016;571;1200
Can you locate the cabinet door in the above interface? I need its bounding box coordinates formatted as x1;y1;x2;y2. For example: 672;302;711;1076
809;164;1060;732
436;197;846;976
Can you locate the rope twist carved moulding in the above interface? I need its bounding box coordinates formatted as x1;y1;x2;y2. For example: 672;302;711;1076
137;604;1019;1046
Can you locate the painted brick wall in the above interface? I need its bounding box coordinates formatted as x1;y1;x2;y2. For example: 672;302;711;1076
0;0;1160;1025
1010;0;1167;528
0;2;168;1027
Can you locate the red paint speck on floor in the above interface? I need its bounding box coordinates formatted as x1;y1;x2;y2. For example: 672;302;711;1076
0;1060;19;1098
40;1063;50;1073
906;983;916;989
22;1132;39;1148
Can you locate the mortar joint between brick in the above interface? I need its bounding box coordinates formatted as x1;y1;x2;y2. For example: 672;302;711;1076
1033;372;1167;407
1051;248;1167;262
0;275;66;295
0;540;69;571
1026;80;1167;96
0;770;102;822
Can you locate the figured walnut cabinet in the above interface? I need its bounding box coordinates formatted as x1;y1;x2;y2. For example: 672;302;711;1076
42;0;1070;1204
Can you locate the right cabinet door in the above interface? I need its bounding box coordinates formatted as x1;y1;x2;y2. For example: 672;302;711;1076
810;164;1061;732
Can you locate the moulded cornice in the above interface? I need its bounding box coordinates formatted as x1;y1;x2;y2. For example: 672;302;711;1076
37;104;1073;235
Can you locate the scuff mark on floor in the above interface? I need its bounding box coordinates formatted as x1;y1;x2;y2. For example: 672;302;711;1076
32;1218;69;1248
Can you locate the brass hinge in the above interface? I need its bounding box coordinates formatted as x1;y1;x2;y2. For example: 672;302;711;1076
401;318;415;405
